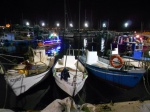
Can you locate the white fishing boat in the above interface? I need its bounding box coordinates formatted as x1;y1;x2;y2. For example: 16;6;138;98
52;49;88;96
0;47;55;96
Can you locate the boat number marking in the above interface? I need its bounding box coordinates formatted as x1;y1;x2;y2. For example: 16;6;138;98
10;77;22;82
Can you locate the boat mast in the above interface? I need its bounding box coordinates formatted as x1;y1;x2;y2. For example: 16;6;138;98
79;0;81;32
64;0;67;32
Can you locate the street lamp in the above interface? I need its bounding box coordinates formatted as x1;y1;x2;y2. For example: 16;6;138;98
84;22;89;31
102;23;106;28
69;23;73;31
124;22;129;28
56;23;60;27
69;23;73;28
41;22;45;27
56;22;60;32
26;22;30;26
84;22;88;28
124;20;132;30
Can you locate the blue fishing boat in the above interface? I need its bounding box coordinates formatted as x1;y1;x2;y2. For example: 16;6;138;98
79;30;146;88
79;49;146;88
113;33;150;68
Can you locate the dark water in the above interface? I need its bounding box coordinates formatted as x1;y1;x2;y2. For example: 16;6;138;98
1;37;150;111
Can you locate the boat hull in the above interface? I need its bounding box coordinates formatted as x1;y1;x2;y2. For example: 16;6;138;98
53;72;87;96
52;55;88;96
5;69;50;96
79;56;145;88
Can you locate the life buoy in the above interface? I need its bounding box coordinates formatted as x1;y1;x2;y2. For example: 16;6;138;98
110;55;124;68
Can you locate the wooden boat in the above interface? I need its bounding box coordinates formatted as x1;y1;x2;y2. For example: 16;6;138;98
0;47;55;96
79;49;146;88
52;49;88;96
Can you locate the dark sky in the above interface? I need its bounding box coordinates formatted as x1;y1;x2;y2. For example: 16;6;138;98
0;0;149;30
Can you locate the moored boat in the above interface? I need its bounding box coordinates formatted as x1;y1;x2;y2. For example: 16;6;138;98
78;31;146;88
52;49;88;96
0;47;55;96
79;48;146;88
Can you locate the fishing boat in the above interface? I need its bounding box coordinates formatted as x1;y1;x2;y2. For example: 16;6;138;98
0;47;55;96
52;49;88;96
114;33;150;68
37;40;61;47
79;31;146;88
79;49;146;88
37;32;61;47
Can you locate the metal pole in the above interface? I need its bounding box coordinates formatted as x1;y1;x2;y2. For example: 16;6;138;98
64;0;67;32
79;0;80;32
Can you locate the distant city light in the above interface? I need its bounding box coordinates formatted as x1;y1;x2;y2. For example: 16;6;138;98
6;24;10;28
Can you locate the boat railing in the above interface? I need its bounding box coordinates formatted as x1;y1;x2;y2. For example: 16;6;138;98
0;54;25;75
0;54;25;69
0;53;48;76
67;48;83;56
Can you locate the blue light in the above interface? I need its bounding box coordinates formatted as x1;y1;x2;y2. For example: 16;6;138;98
45;45;61;56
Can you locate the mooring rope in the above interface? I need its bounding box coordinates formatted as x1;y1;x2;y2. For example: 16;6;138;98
141;58;150;96
143;74;150;96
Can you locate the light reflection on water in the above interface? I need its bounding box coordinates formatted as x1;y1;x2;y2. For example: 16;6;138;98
45;44;61;56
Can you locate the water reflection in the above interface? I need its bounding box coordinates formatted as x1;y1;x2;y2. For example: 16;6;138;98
45;44;61;56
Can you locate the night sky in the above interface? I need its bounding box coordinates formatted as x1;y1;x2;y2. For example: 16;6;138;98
0;0;149;31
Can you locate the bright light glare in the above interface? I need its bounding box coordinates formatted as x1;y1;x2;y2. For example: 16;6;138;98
50;33;57;37
102;23;106;28
136;35;139;38
42;22;45;26
26;22;29;26
70;23;73;27
84;23;88;27
124;23;128;28
56;23;60;27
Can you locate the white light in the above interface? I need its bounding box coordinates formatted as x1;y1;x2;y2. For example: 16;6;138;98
56;23;60;27
136;35;139;38
70;23;73;27
26;22;29;26
84;22;88;27
102;23;106;28
27;34;30;37
124;22;128;28
42;22;45;26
